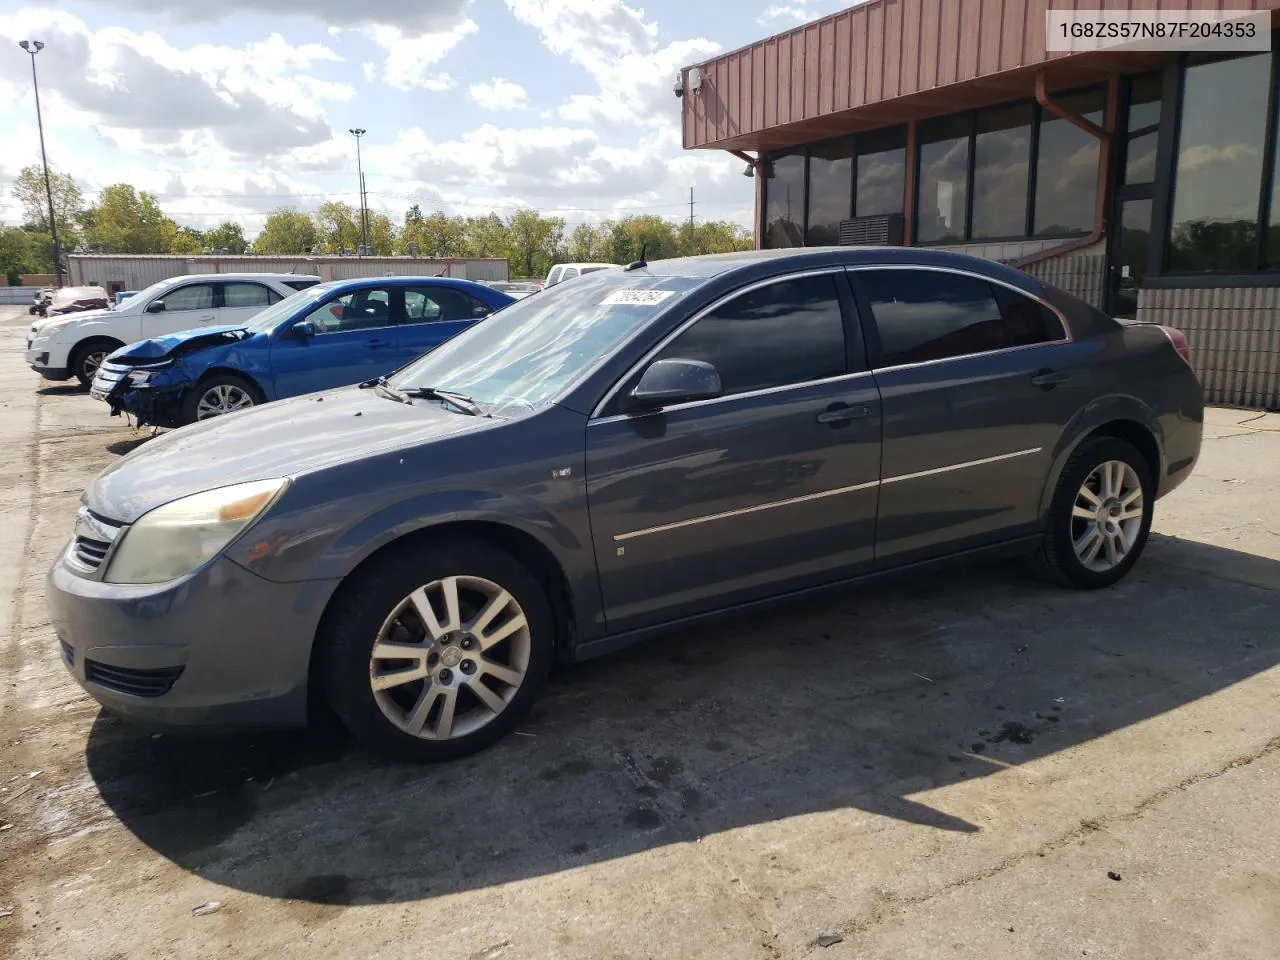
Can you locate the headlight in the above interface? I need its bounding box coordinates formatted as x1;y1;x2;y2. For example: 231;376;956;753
104;478;288;584
127;371;152;385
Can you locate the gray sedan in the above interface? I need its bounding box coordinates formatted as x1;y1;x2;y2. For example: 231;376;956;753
48;248;1203;761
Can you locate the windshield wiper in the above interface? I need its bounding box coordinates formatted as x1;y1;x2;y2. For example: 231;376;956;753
359;375;409;403
401;386;485;417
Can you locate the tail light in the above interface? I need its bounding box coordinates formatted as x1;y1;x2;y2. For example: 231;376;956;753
1159;326;1192;367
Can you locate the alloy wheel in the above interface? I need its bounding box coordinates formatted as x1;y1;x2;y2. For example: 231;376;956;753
195;383;254;420
368;575;531;741
1070;459;1144;572
82;350;108;380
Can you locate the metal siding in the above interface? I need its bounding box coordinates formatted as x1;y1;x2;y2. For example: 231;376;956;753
937;0;960;87
728;53;741;139
834;14;851;112
882;0;902;100
1001;0;1030;71
751;44;764;136
850;4;869;107
977;0;1005;77
919;0;941;91
818;19;835;116
803;25;818;119
765;39;779;129
900;0;923;96
791;31;806;123
957;0;982;82
866;0;885;104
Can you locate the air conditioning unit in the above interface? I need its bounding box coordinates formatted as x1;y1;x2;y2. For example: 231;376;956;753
838;214;905;246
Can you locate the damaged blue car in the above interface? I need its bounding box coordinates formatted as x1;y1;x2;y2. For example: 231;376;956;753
90;276;513;427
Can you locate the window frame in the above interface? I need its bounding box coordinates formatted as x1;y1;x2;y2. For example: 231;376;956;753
304;287;399;336
845;264;1072;372
590;268;868;421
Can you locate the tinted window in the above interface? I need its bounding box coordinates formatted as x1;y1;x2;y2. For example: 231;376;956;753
861;270;1007;366
916;116;970;244
654;274;846;396
1168;54;1270;273
284;279;320;291
1124;73;1162;185
856;126;906;217
1033;88;1105;237
304;288;392;333
404;288;490;323
223;282;273;308
162;283;215;311
807;136;854;244
992;284;1065;346
972;104;1032;240
764;152;806;248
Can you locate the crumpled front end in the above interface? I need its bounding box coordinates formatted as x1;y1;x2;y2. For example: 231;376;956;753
92;359;192;428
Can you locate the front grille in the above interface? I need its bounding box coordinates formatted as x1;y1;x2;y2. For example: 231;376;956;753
92;362;129;391
84;660;184;698
59;639;74;667
73;536;111;570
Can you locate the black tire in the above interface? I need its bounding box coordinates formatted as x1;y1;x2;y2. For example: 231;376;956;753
180;372;263;425
70;338;123;388
1030;436;1156;590
319;537;555;762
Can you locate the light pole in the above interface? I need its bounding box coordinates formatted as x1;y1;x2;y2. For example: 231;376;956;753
348;128;369;255
18;39;62;288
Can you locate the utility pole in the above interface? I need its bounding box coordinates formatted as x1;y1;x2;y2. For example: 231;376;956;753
18;40;62;288
348;128;369;255
688;186;696;254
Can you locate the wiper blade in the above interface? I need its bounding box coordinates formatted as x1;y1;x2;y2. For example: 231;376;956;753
401;386;485;417
359;376;409;403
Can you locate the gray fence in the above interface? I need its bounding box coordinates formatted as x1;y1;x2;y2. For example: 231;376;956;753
0;287;38;305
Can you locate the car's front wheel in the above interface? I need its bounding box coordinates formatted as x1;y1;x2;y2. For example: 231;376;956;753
1033;436;1155;589
182;373;261;424
320;537;554;761
70;338;123;388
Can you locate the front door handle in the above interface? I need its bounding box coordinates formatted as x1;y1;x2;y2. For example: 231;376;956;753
1030;369;1073;389
199;315;216;322
366;338;391;349
817;403;872;425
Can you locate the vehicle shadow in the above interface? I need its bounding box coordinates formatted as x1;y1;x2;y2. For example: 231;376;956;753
106;435;155;456
84;533;1278;905
36;384;85;396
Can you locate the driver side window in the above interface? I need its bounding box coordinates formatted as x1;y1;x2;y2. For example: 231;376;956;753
303;289;392;333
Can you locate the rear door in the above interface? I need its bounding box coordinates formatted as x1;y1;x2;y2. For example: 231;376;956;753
397;286;493;366
218;280;281;327
270;286;399;397
847;265;1087;568
585;270;883;632
141;281;217;337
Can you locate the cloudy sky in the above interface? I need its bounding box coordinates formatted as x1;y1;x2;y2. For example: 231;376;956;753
0;0;850;237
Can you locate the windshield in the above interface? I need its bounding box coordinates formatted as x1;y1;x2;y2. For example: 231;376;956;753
111;276;180;310
389;271;699;409
243;282;337;333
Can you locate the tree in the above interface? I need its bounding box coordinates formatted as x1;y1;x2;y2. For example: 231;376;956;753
0;225;39;283
606;215;681;265
313;200;362;253
687;220;754;255
255;207;319;255
204;220;249;254
401;210;465;257
506;209;564;279
461;213;510;260
366;212;396;256
565;223;609;263
80;184;176;253
11;165;83;243
404;204;424;226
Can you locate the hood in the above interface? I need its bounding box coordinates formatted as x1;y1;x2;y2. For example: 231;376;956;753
107;325;249;365
88;386;501;522
32;307;109;333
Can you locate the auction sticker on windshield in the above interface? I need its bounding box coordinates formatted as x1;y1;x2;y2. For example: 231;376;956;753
600;289;676;306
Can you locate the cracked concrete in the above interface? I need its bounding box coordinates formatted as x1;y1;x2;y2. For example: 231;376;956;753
1;305;1277;959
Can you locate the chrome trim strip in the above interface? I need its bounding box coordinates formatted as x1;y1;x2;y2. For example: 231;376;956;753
611;446;1043;542
589;267;851;421
613;478;880;542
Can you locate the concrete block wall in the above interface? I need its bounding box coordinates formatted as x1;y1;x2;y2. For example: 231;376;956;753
935;240;1107;309
1137;286;1280;410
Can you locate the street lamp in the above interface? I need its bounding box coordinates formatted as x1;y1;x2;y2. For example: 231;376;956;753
18;39;62;288
348;128;370;256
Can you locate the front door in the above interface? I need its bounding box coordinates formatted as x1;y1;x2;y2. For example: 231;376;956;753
585;271;882;633
270;286;399;397
142;281;217;337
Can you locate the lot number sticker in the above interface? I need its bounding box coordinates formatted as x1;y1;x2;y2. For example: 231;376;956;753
600;289;675;306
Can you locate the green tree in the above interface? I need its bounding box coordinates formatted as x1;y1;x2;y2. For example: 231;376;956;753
686;219;754;255
606;215;680;264
461;213;510;260
80;184;176;253
565;223;609;262
313;200;362;253
404;204;424;227
0;225;39;283
254;207;319;255
11;165;83;247
366;211;396;256
166;224;203;254
204;220;249;253
506;209;564;279
400;209;466;257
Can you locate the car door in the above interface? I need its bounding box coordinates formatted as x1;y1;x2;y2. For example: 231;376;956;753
142;281;217;337
398;286;492;366
270;286;400;397
585;270;883;633
847;265;1087;568
218;280;280;327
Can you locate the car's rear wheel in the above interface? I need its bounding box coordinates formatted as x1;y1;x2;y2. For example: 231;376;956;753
70;338;123;388
183;373;261;424
320;537;554;762
1032;436;1155;589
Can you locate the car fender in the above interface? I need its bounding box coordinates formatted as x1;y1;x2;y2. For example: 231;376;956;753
55;314;142;351
1036;392;1165;519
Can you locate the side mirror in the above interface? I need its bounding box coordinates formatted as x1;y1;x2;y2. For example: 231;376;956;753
625;358;723;412
473;304;492;317
145;299;165;313
293;321;316;339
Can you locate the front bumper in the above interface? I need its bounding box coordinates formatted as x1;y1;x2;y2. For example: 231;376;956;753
92;362;188;427
48;545;341;731
26;344;69;380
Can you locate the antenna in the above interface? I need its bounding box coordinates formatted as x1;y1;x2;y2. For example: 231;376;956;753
624;242;647;271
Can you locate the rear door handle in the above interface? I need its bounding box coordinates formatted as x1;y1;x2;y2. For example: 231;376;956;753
817;403;872;425
1030;369;1073;388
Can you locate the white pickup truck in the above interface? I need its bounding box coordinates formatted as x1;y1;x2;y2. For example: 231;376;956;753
25;272;320;387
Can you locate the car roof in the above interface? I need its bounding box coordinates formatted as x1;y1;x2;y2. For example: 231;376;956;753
554;263;616;270
160;273;322;283
321;275;500;292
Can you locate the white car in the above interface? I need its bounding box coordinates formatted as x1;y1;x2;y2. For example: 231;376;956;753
544;262;618;287
26;273;320;387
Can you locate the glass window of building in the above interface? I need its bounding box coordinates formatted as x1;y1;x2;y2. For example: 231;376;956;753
806;137;853;245
916;116;970;244
763;152;806;248
1123;73;1162;185
855;127;906;217
1168;54;1271;272
971;104;1033;239
1268;110;1280;268
1033;88;1104;237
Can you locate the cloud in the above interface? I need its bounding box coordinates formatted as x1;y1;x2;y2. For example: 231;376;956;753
357;20;477;90
83;0;474;33
469;78;530;112
757;0;855;27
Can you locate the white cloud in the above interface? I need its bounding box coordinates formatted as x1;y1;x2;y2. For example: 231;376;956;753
469;78;530;112
92;0;474;33
757;0;858;26
358;20;477;90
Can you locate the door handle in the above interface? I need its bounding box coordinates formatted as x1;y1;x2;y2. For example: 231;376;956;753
1030;369;1073;388
199;315;216;322
816;403;871;425
365;338;390;348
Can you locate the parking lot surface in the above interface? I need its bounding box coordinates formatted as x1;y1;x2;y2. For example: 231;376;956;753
1;304;1277;959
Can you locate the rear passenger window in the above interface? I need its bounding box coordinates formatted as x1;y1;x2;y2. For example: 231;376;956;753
654;274;847;396
992;284;1066;346
860;269;1007;366
222;282;273;308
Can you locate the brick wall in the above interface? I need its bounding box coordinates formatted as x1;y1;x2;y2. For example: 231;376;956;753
1137;287;1280;410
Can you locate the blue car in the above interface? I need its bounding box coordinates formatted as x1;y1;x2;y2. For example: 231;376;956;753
91;277;513;427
